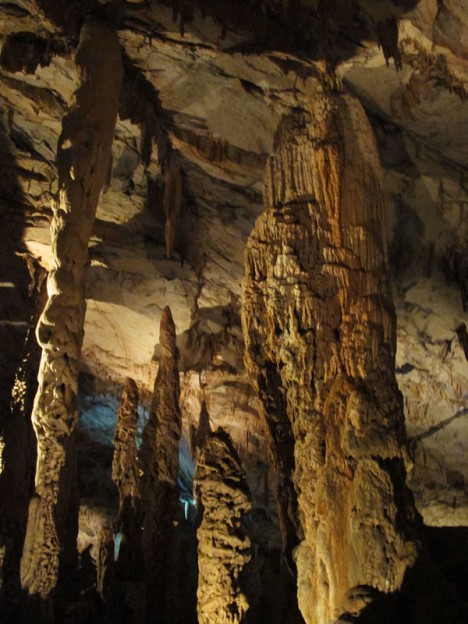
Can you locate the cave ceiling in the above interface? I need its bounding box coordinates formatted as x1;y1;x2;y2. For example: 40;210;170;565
0;0;467;533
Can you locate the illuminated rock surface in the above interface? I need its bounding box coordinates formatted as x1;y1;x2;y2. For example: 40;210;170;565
18;17;122;603
195;428;251;624
243;90;421;623
0;0;467;622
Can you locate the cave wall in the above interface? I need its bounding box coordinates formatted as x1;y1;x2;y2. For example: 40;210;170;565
0;0;467;622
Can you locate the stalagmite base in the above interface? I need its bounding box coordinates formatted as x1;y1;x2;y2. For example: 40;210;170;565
195;428;251;624
243;91;420;623
20;18;123;602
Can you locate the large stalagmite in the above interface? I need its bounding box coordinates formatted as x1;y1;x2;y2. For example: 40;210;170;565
139;306;181;623
20;19;123;600
195;429;251;624
243;90;421;623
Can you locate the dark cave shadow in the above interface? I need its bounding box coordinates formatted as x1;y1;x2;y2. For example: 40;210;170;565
75;427;118;511
240;538;305;624
32;0;420;73
338;526;468;624
0;119;33;433
0;110;40;623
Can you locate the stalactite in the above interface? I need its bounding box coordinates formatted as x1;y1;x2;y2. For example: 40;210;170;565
20;18;123;602
456;323;468;362
377;17;403;70
112;377;142;578
0;33;62;74
196;399;212;453
139;306;181;623
164;156;183;259
195;428;251;624
243;90;421;624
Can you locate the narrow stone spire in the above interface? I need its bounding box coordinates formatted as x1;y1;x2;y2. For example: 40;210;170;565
139;306;181;623
20;18;123;601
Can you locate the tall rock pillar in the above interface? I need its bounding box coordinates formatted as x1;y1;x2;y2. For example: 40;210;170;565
140;306;181;623
20;18;122;601
195;429;251;624
243;91;420;623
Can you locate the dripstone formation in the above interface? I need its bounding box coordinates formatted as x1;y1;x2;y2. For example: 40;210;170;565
140;306;182;623
243;91;421;623
195;428;251;624
0;1;468;623
20;18;123;603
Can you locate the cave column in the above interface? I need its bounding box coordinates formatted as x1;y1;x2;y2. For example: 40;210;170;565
243;90;420;623
195;429;251;624
139;306;181;623
20;18;123;601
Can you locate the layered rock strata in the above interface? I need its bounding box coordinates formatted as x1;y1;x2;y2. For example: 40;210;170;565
19;18;122;600
139;306;181;623
195;428;251;624
243;90;421;623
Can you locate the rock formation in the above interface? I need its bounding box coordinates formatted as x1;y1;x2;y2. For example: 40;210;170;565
0;263;46;617
0;0;468;622
112;377;141;578
195;428;251;624
19;18;122;600
243;90;421;623
96;525;114;602
139;306;181;623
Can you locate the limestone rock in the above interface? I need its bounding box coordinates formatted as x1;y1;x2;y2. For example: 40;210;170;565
19;18;123;600
112;377;142;578
243;90;420;623
113;378;140;504
0;0;467;619
139;306;181;623
195;428;251;624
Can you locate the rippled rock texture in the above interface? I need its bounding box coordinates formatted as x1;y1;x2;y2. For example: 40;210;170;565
243;90;421;623
195;428;251;624
0;0;467;622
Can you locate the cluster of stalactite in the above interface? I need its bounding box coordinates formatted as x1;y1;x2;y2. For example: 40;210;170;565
118;61;184;261
19;17;123;602
242;89;422;624
195;428;251;624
